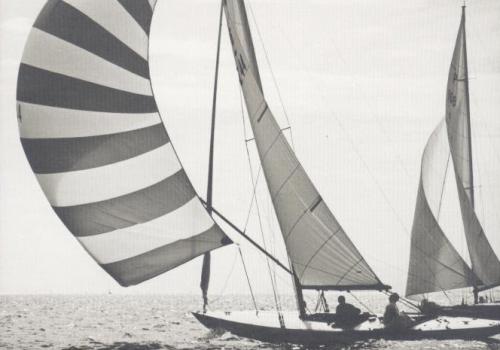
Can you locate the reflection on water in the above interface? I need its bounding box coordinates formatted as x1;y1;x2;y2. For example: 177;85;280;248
0;295;498;350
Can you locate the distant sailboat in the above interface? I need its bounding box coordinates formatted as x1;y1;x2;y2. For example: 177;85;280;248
406;6;500;320
16;0;500;344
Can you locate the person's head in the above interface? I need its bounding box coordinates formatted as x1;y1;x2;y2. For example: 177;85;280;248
338;295;346;304
389;293;400;303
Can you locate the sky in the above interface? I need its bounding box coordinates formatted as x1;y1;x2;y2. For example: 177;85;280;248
1;0;499;300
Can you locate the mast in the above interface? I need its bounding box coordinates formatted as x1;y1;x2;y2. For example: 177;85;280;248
201;1;224;313
462;5;474;211
461;5;479;303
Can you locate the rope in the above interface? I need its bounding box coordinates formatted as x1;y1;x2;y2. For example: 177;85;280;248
210;247;239;306
436;153;451;222
238;246;259;313
348;291;376;315
382;290;420;312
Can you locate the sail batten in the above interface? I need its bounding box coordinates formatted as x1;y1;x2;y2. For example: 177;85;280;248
17;0;231;287
224;0;383;290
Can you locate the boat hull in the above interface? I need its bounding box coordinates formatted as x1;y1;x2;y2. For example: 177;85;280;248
193;310;500;345
438;303;500;320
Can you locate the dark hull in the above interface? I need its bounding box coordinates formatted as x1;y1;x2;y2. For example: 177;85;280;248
193;312;500;345
439;303;500;320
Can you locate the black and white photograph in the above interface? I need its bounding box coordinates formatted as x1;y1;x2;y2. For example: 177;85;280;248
1;1;500;349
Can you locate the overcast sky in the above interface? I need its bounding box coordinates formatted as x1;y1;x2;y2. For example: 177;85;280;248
1;0;499;299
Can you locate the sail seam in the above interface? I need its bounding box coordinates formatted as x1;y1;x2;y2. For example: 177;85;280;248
336;258;364;286
284;206;309;242
298;228;341;281
271;163;300;201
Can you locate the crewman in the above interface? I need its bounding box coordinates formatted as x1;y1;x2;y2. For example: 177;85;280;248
383;293;413;330
335;295;362;327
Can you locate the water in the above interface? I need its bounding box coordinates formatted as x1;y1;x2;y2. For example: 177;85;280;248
1;295;499;350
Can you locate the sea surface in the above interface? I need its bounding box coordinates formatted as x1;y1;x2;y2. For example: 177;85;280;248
1;294;499;350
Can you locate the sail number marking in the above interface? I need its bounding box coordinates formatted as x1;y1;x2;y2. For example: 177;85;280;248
228;25;247;84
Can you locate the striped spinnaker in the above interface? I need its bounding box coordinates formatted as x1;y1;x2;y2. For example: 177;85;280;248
17;0;231;287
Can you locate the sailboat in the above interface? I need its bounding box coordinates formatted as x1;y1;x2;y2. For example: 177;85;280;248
406;5;500;320
16;0;500;345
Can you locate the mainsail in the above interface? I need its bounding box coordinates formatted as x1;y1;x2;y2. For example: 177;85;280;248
445;7;500;289
17;0;231;287
223;0;384;290
406;121;477;297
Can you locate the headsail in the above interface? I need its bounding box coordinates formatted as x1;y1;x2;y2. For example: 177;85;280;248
17;0;231;287
445;7;500;288
223;0;384;290
406;121;478;297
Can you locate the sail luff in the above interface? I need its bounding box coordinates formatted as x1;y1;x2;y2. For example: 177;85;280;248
445;6;500;288
223;0;384;291
17;0;232;287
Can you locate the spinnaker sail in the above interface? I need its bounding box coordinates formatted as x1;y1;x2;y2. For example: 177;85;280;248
17;0;231;287
224;0;385;290
406;121;478;297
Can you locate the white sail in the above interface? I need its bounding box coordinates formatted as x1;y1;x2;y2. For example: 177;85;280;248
223;0;384;289
445;8;500;288
406;121;477;297
16;0;231;287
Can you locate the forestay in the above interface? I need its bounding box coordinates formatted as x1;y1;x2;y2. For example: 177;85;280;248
445;8;500;288
223;0;384;290
17;0;231;287
406;121;478;297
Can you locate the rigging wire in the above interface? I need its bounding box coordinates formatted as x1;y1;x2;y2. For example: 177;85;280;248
238;85;283;316
332;115;411;236
246;1;296;150
467;10;500;237
247;0;414;244
238;245;259;313
210;246;239;306
239;89;264;233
